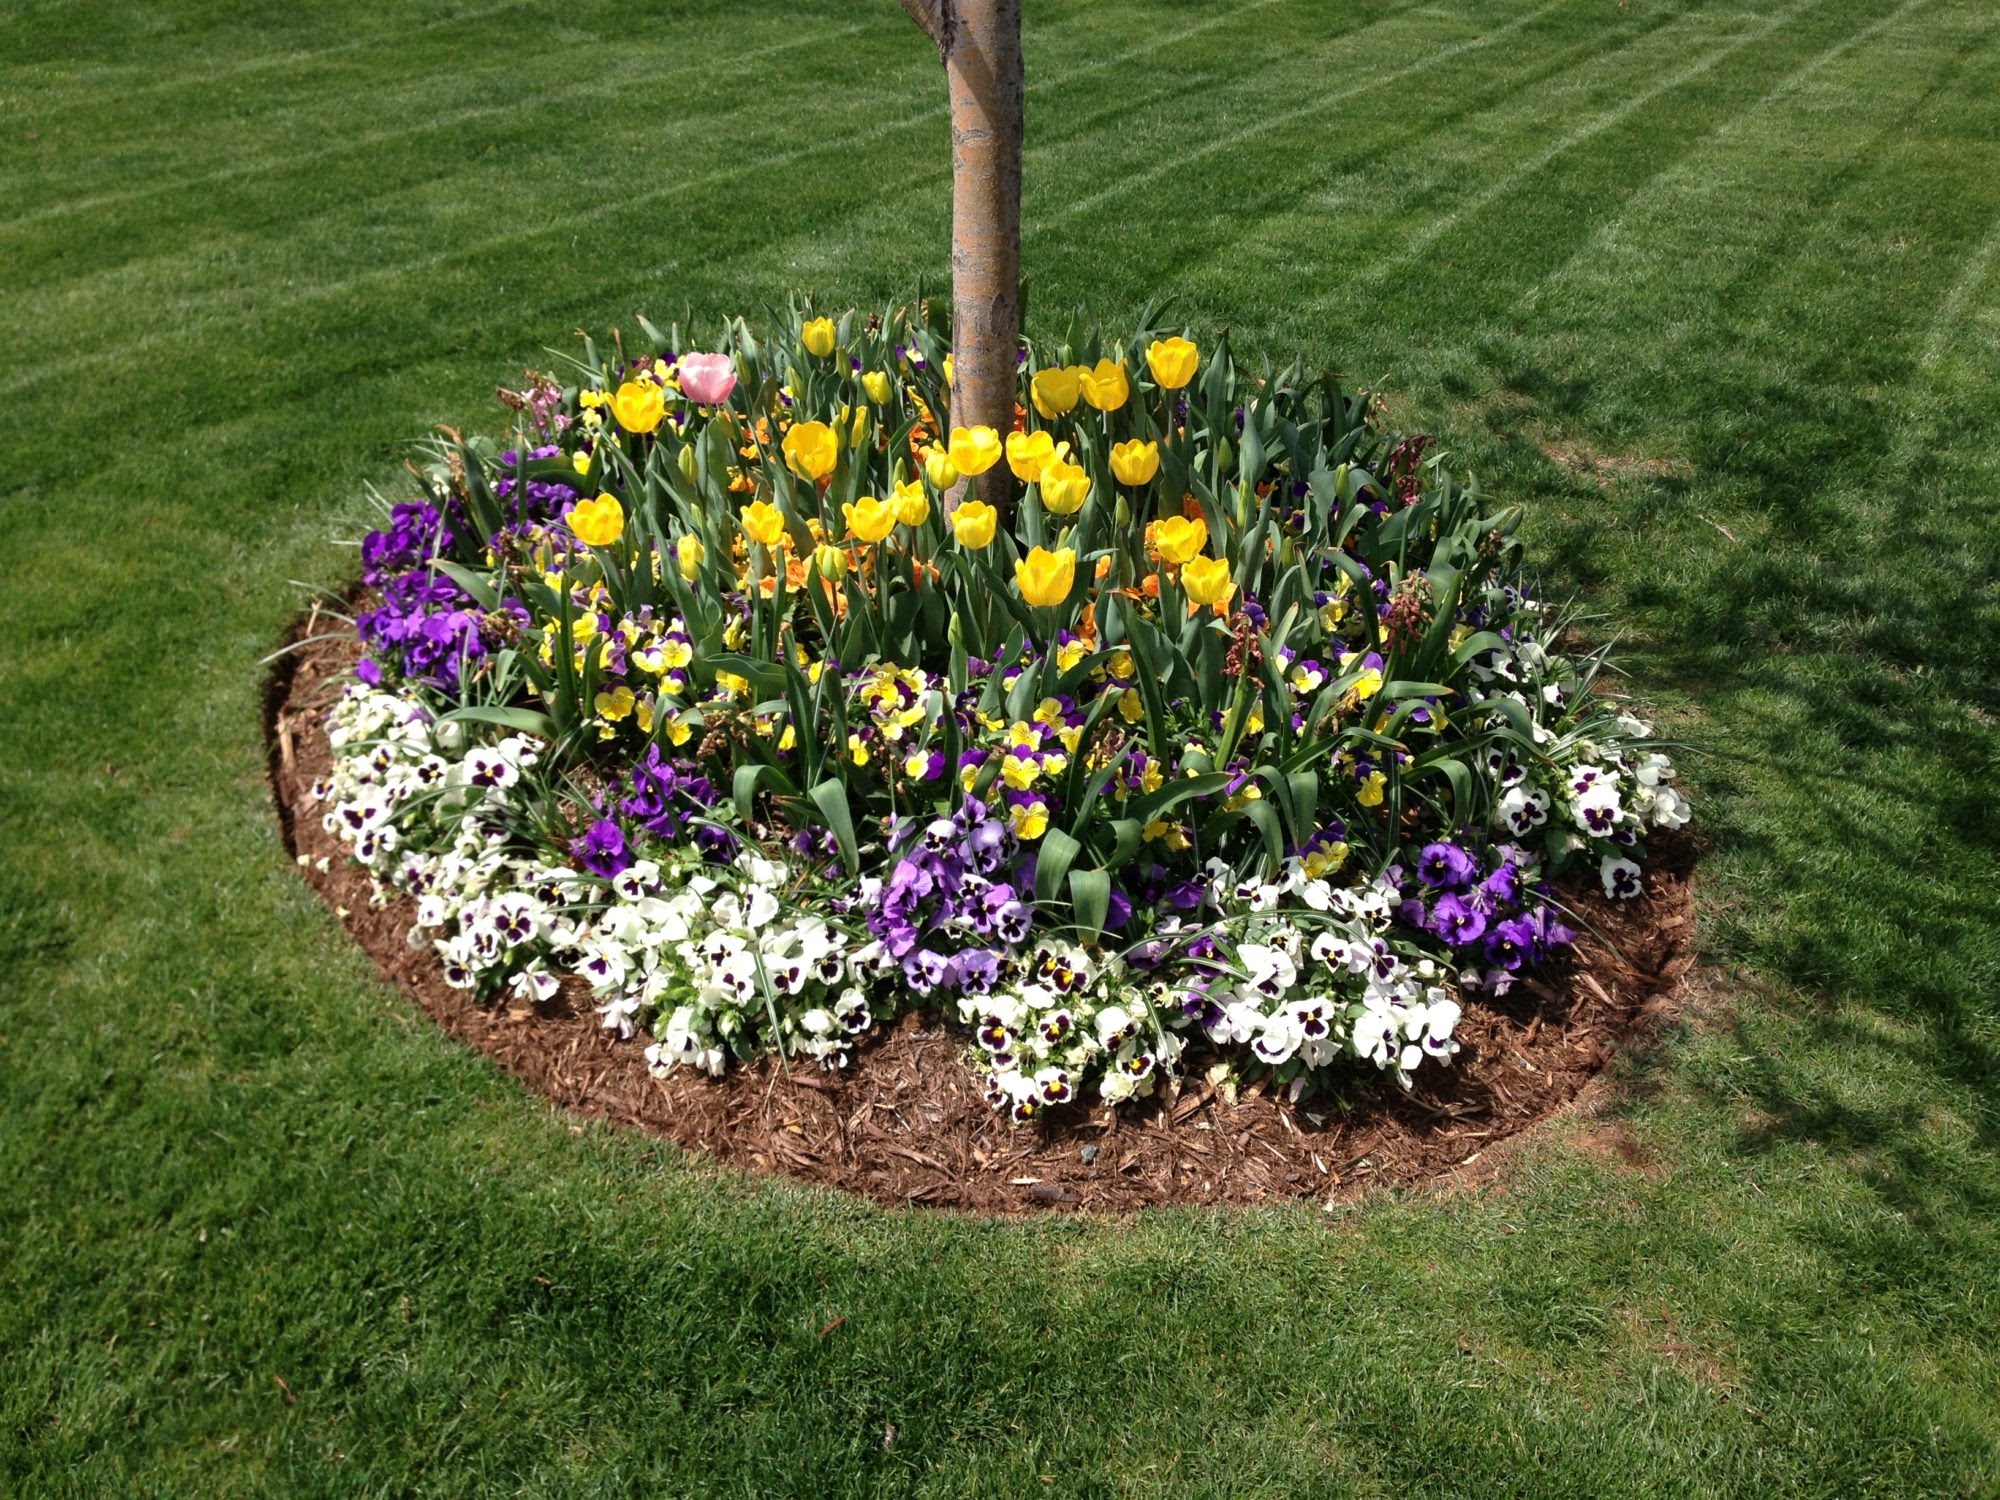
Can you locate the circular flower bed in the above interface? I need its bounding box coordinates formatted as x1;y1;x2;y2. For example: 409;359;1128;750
294;304;1690;1145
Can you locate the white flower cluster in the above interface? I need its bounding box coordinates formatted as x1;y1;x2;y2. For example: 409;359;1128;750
311;683;893;1078
961;861;1462;1122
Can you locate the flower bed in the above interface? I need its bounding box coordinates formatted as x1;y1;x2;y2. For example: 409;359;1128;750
301;305;1690;1132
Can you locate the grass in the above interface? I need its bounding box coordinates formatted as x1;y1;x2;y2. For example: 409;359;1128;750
3;0;1998;1491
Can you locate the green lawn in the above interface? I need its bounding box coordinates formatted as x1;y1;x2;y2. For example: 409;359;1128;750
5;0;1998;1492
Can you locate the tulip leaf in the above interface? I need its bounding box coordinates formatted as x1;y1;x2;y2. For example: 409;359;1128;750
808;779;860;879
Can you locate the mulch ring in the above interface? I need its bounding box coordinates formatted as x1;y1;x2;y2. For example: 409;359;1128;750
267;618;1697;1215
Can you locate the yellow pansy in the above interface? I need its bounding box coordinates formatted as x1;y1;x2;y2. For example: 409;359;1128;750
802;316;836;357
1078;358;1130;411
663;712;693;747
1181;555;1234;608
947;425;1002;477
740;500;786;548
782;420;839;481
847;733;870;767
676;534;705;581
1039;458;1090;515
594;686;636;722
842;495;897;543
1010;799;1050;841
1357;770;1387;808
570;449;592;476
951;499;998;549
1145;336;1199;389
1015;545;1076;608
1030;365;1081;418
568;493;625;548
1109;438;1160;487
893;478;930;527
1153;514;1207;565
610;380;666;434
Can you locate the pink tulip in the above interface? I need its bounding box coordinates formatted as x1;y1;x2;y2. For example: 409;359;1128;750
677;352;737;406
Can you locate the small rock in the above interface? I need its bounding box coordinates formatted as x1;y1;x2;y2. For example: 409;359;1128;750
1080;1144;1098;1165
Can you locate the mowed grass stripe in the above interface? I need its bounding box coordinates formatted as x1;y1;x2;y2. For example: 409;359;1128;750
0;17;886;229
0;0;1388;395
1517;0;1948;312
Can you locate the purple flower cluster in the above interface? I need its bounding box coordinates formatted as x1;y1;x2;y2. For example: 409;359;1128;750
1395;840;1574;993
860;798;1032;997
619;746;733;861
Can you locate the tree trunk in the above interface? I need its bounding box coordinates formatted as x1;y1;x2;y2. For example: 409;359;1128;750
901;0;1022;509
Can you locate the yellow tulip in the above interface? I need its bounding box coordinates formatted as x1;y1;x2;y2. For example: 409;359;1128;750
1015;546;1077;608
842;495;897;544
893;478;930;527
1039;458;1090;516
611;380;666;434
1153;515;1208;566
1181;555;1235;608
1030;366;1080;419
1109;438;1161;486
923;445;958;490
1145;336;1199;390
952;499;998;549
569;493;625;548
836;403;871;447
1078;358;1130;412
676;534;705;580
812;542;849;581
947;425;1002;477
782;420;839;481
740;500;786;549
943;353;954;387
802;316;836;357
862;369;892;405
1006;428;1057;482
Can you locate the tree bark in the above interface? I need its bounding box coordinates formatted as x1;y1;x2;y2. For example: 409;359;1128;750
902;0;1022;509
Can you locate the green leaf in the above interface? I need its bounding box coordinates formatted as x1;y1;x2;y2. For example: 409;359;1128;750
808;779;860;879
1068;868;1111;939
1033;828;1083;907
435;705;558;738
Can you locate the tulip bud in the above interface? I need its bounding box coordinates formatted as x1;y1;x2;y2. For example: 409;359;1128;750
677;443;699;482
862;370;892;405
812;542;849;582
924;447;958;489
676;534;705;581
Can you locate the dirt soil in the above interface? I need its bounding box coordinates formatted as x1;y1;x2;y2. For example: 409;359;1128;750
266;622;1697;1215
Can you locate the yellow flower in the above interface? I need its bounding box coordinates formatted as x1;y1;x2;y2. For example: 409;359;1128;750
1109;438;1160;486
1039;458;1090;515
947;425;1002;477
802;316;836;357
812;542;850;581
838;402;871;447
594;686;636;722
862;369;892;404
571;449;592;476
740;500;786;549
923;445;958;490
942;353;954;386
1145;336;1199;390
610;380;666;434
893;478;930;527
1010;799;1050;841
676;534;705;580
1078;358;1130;411
1357;770;1386;808
951;499;998;549
1015;545;1076;608
847;733;870;767
842;495;897;543
568;492;625;548
1030;366;1081;418
1153;514;1207;565
1006;428;1058;482
1181;555;1235;609
781;420;839;481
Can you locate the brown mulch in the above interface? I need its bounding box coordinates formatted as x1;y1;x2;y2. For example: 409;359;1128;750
265;617;1696;1215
